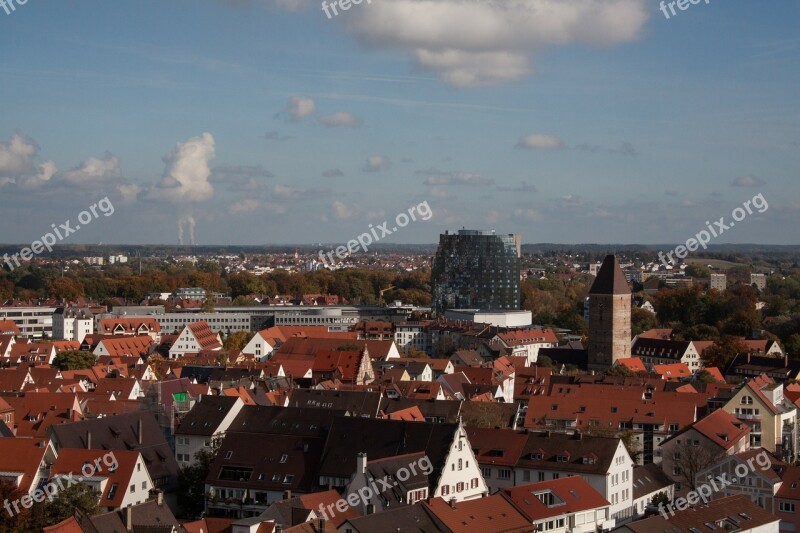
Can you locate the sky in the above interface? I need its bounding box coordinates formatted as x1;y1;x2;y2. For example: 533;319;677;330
0;0;798;246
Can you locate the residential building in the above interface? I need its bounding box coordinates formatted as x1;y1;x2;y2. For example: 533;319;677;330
169;320;223;359
696;449;781;514
587;255;632;370
618;494;779;533
710;273;727;292
431;229;521;314
0;438;58;497
98;318;161;342
721;374;797;461
661;408;751;491
52;307;94;342
175;396;246;466
630;463;674;518
501;476;615;532
423;494;531;533
751;273;768;291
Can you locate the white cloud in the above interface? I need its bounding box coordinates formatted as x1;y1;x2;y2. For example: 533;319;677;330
17;161;57;191
340;0;649;87
59;152;122;186
318;112;363;128
332;201;355;220
0;132;37;177
362;155;391;172
732;175;765;187
230;199;260;214
516;134;564;150
279;96;317;121
149;133;216;203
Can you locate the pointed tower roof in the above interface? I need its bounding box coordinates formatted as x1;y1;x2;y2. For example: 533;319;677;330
589;255;631;295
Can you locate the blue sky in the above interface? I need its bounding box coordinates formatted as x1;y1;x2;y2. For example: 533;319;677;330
0;0;798;246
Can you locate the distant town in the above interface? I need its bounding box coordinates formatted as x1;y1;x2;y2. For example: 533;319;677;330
0;230;797;532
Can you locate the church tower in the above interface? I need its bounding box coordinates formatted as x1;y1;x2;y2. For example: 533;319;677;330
587;255;631;370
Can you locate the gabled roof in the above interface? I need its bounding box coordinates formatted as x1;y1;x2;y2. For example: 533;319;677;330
517;431;624;475
0;438;53;493
589;255;631;295
50;448;145;508
177;395;242;436
48;411;178;491
423;495;531;533
502;476;609;522
664;408;750;450
0;320;21;335
186;321;222;351
318;417;459;484
467;427;528;467
288;389;382;417
342;503;439;533
95;335;154;357
631;463;674;500
98;318;161;335
615;358;647;373
623;494;777;532
653;362;691;379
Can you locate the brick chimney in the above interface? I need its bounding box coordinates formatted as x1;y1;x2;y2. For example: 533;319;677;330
125;505;133;531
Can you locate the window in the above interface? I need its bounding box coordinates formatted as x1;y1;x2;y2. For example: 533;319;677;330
498;469;511;480
471;478;479;488
780;502;796;513
142;481;146;490
225;451;233;460
523;471;531;482
538;472;545;481
280;454;288;463
107;483;118;500
130;484;135;493
442;485;449;496
284;475;294;484
458;459;463;471
481;467;491;478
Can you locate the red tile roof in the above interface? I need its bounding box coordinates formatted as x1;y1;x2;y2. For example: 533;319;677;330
616;358;647;373
0;438;53;493
50;448;144;508
502;476;609;522
423;495;531;533
653;363;691;379
666;408;749;451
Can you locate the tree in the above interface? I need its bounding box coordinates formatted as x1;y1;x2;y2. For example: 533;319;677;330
223;331;254;352
694;369;720;384
606;365;635;378
52;350;96;371
650;491;671;508
178;448;217;518
0;480;32;532
619;429;642;464
702;335;749;369
673;440;724;491
41;482;100;526
537;355;555;369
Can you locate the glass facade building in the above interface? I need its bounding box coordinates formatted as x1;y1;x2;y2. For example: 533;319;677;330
432;229;521;314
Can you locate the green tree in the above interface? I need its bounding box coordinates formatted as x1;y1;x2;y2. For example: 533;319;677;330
52;350;96;371
178;448;217;518
702;335;750;371
223;331;255;352
42;482;100;526
651;491;671;508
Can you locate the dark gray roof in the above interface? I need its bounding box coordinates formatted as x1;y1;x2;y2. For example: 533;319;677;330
227;405;346;437
589;255;631;295
632;463;674;500
48;411;178;492
288;389;382;417
318;417;457;486
207;432;323;492
379;398;462;423
176;395;240;436
177;365;217;384
517;431;622;475
344;503;439;533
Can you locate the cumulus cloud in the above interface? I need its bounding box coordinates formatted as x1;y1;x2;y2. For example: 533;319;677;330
362;156;391;172
277;96;317;121
516;134;564;150
211;165;274;191
318;112;363;128
421;169;493;187
149;133;216;203
16;161;57;191
59;152;122;186
732;175;765;187
339;0;649;87
322;168;344;177
0;132;37;177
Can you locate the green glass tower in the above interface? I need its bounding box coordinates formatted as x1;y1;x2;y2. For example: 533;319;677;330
432;229;521;314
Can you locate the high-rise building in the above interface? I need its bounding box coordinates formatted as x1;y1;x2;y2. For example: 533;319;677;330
710;273;727;292
431;229;520;314
587;254;631;370
750;273;767;291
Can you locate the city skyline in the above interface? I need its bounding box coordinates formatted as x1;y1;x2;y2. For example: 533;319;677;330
1;0;798;247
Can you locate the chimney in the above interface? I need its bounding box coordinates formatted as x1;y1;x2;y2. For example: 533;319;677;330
318;516;325;532
284;490;292;500
125;505;133;531
138;418;143;445
357;452;368;474
449;498;457;509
